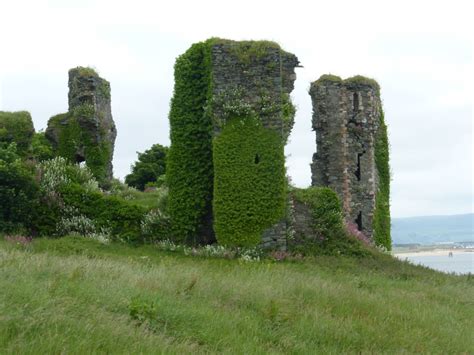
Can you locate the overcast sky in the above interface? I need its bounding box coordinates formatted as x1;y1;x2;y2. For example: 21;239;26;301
0;0;472;218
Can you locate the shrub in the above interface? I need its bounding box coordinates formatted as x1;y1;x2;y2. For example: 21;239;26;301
29;131;54;161
0;111;35;156
0;143;39;234
291;187;368;257
125;144;168;191
141;209;171;242
59;183;146;243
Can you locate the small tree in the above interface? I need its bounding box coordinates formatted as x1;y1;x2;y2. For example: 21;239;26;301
125;144;168;190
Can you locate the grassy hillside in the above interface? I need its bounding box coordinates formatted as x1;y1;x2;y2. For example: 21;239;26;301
1;236;473;354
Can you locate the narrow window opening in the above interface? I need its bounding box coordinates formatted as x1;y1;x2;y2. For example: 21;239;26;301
354;153;362;181
355;211;363;231
254;153;260;164
353;92;359;112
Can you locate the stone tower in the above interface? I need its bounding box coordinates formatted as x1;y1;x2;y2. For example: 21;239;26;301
167;39;299;246
310;75;387;240
46;67;116;183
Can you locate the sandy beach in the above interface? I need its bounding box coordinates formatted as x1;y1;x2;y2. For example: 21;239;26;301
393;249;474;258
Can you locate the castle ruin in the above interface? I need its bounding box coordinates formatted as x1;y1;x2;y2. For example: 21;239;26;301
310;75;389;242
46;67;116;183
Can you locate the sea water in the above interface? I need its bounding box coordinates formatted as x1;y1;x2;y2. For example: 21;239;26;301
398;252;474;274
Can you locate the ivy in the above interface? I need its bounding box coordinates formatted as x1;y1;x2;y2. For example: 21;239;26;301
291;187;368;257
213;116;286;247
167;40;214;244
373;109;391;250
47;113;111;184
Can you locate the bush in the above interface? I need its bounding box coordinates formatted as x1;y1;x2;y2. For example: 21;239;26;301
125;144;168;191
141;209;171;242
0;144;39;234
0;111;35;156
292;187;368;257
59;183;146;243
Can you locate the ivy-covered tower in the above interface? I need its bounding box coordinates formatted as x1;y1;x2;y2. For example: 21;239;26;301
167;38;299;246
310;75;391;249
46;67;116;184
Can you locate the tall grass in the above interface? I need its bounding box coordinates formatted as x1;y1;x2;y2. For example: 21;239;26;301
1;236;473;354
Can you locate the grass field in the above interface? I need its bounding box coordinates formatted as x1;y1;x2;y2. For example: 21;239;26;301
1;236;473;354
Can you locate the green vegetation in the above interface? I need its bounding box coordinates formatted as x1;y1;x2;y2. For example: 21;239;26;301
373;109;391;249
1;236;472;354
314;74;343;84
345;75;381;96
72;66;98;77
167;40;214;244
213;116;286;247
125;143;168;191
47;112;112;184
0;144;39;233
30;131;54;161
292;187;368;256
0;111;35;156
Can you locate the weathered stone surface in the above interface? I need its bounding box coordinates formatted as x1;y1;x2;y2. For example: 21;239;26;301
209;40;299;142
209;40;299;249
310;76;382;240
46;67;116;183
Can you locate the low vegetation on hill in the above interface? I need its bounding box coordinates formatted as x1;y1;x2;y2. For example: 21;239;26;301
0;236;472;353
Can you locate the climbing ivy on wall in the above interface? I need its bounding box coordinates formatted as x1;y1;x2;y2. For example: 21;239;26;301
213;116;286;247
0;111;35;156
48;112;111;184
373;109;391;250
167;40;214;244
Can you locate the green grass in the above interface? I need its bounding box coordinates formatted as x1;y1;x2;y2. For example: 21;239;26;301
1;236;473;354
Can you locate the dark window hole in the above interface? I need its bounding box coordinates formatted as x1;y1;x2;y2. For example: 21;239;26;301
355;211;362;231
353;92;359;112
254;154;260;164
354;153;362;181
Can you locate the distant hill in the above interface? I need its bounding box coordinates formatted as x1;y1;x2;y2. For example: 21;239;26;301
392;213;474;245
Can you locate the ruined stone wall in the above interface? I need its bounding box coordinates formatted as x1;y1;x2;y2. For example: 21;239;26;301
210;41;298;140
209;40;299;249
46;67;116;183
310;76;382;240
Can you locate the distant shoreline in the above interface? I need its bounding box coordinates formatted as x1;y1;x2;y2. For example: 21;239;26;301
393;249;474;258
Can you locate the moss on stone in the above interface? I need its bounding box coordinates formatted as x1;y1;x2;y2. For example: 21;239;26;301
344;75;380;96
314;74;343;84
71;66;99;77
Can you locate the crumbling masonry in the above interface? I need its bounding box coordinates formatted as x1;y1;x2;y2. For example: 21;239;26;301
46;67;116;183
310;75;385;241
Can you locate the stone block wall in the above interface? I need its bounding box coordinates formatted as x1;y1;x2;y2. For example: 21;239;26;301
210;41;298;136
310;76;382;240
209;40;299;249
46;67;116;183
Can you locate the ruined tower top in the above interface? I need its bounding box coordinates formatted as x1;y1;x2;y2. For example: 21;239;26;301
310;74;390;247
46;67;116;184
